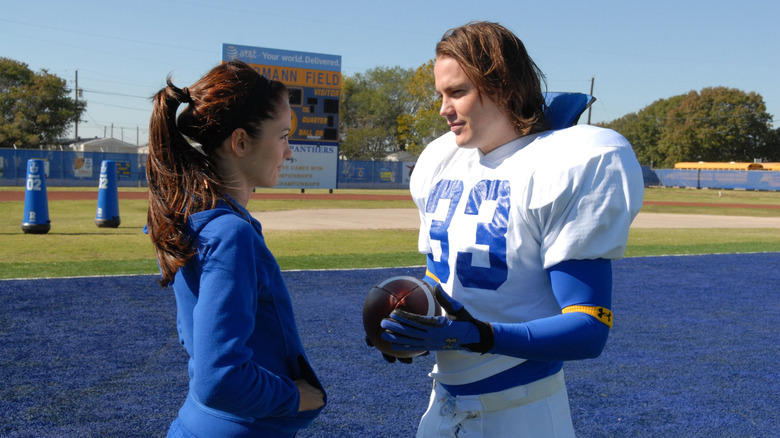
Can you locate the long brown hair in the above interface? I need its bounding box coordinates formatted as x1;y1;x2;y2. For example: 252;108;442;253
146;60;287;286
436;21;548;136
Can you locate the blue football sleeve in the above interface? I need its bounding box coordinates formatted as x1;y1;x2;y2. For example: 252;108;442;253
490;259;612;361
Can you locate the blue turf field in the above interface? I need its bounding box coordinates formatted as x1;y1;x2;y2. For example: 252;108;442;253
1;253;778;437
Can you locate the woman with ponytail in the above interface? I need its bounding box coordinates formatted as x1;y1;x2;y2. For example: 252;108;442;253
146;61;325;437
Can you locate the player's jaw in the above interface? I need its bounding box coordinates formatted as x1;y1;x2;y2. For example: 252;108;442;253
443;108;492;151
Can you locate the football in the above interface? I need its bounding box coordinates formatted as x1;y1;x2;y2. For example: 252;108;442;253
362;276;441;359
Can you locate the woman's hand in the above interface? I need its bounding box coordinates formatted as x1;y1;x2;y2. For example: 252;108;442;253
295;379;325;412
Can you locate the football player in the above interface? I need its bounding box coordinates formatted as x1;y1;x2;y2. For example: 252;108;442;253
380;21;644;437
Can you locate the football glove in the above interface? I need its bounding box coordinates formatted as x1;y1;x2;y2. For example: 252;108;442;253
380;285;494;354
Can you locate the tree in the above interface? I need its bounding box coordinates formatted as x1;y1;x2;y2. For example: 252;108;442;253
604;95;683;167
0;57;85;149
339;66;413;160
396;60;449;155
659;87;776;164
602;87;777;167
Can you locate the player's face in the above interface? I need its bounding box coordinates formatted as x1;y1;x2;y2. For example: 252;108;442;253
434;56;517;154
242;98;293;188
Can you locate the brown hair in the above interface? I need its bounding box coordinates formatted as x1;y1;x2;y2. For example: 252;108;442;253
146;60;287;286
436;21;548;136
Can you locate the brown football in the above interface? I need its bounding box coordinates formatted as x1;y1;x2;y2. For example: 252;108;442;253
362;276;441;359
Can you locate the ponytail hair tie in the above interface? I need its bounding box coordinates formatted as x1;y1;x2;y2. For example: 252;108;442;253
180;87;192;104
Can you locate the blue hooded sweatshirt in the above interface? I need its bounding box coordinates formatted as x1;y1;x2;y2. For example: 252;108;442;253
170;200;325;437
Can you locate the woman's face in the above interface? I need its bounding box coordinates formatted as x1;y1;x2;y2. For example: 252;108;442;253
241;98;293;188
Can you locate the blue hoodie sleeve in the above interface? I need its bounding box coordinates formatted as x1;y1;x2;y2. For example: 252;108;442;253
190;216;300;418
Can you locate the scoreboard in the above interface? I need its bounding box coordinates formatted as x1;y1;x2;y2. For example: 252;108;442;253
222;44;340;189
222;44;341;144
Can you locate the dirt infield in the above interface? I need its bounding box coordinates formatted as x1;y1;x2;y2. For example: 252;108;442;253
2;190;778;229
252;208;780;230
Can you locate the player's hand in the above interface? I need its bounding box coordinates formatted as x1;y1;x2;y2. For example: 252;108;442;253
295;379;325;412
380;285;494;354
364;336;414;363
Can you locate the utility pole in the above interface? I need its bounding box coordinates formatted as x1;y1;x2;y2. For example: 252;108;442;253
74;70;79;141
587;76;594;124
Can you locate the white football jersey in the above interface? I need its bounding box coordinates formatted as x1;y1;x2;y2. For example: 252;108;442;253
410;125;644;385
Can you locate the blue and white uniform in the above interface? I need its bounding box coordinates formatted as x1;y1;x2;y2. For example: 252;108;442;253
167;200;325;437
410;125;644;436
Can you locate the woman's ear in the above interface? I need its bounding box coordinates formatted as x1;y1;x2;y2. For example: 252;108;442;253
228;128;248;157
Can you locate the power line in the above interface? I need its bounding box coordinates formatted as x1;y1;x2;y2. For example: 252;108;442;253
84;100;151;112
0;17;213;55
82;89;149;99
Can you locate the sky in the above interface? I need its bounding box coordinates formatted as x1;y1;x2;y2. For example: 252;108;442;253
2;0;778;146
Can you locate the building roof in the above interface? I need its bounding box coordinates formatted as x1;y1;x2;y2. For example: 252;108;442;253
75;138;142;153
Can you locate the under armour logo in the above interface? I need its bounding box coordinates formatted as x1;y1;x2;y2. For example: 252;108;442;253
597;308;612;322
443;338;457;349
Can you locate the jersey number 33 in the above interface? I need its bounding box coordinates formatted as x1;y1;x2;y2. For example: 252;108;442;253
427;179;511;291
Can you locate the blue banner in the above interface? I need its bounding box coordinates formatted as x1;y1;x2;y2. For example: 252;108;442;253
2;150;779;192
653;168;780;190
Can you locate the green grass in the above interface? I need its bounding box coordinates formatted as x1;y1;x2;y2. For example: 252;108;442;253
642;186;780;205
626;228;780;257
1;187;778;279
266;229;424;270
642;186;780;217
